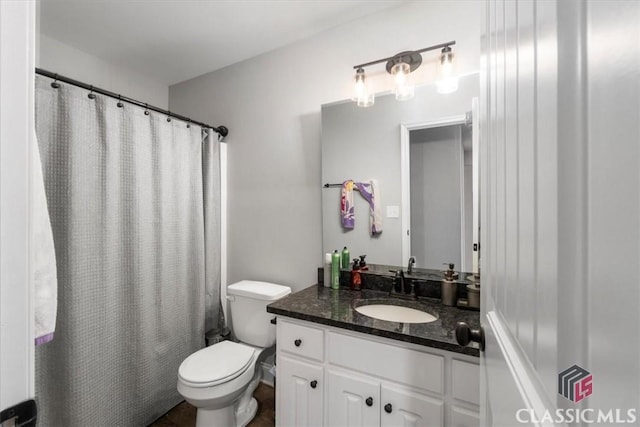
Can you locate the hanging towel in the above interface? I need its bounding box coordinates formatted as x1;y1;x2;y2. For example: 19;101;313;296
341;180;355;229
354;179;383;235
32;133;58;345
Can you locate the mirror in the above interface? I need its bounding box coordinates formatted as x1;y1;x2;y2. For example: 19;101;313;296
321;74;479;272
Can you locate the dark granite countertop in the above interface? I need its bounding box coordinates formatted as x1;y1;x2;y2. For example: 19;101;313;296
267;284;481;357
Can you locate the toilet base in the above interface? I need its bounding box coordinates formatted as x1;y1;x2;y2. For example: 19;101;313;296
195;405;235;427
236;397;258;427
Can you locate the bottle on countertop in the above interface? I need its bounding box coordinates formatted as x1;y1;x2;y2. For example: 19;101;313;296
331;250;341;289
441;262;458;306
350;258;362;291
358;254;368;271
341;246;350;270
323;253;331;288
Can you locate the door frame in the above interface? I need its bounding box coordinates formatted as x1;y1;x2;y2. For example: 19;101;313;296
0;0;37;413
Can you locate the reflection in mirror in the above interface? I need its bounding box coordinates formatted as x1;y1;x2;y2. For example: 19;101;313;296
321;74;480;272
408;124;472;270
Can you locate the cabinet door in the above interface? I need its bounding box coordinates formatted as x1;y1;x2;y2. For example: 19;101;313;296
327;369;380;427
277;355;323;427
380;384;444;427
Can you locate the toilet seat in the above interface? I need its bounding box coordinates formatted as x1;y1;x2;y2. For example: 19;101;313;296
178;341;256;388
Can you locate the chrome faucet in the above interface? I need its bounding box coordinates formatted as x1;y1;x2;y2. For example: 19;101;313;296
407;256;416;274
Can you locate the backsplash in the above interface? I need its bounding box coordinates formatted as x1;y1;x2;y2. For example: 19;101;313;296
317;264;479;302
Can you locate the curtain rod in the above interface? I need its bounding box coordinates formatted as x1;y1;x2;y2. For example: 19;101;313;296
35;68;229;139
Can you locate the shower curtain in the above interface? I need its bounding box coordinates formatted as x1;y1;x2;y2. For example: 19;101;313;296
34;75;221;426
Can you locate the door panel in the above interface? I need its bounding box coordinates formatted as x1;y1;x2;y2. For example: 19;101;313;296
276;356;323;427
327;369;380;427
380;384;443;427
481;0;640;425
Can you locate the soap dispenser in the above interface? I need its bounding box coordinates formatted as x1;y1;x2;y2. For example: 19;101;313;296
350;259;362;291
358;254;368;271
441;263;458;306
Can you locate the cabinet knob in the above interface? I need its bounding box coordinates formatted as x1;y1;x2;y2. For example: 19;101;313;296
455;322;485;352
384;403;392;413
310;380;318;389
365;397;373;407
294;339;302;347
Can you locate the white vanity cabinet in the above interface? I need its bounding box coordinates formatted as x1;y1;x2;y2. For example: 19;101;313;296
275;317;479;427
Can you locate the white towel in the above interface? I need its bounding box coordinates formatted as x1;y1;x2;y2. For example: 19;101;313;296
32;133;58;345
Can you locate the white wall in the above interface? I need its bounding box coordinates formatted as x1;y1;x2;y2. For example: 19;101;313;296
37;34;168;108
169;1;483;291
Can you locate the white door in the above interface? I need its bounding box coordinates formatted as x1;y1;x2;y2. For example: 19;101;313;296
478;0;640;425
276;356;323;427
0;1;36;424
327;369;380;427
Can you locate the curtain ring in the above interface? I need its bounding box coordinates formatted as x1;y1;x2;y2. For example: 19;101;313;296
87;85;96;100
186;119;191;129
144;104;150;116
116;95;124;108
166;111;171;123
51;74;60;89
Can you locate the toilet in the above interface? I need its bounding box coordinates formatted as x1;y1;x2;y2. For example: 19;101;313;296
177;280;291;427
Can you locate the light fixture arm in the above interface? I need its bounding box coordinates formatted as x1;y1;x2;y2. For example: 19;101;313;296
352;40;456;70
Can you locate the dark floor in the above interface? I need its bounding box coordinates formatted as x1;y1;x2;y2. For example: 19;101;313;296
150;383;275;427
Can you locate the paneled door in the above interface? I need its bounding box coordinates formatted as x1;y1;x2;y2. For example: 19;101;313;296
480;0;640;425
327;369;380;427
276;355;323;427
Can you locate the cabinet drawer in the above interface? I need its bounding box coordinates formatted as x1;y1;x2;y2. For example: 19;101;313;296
278;319;324;362
451;359;479;405
328;331;444;394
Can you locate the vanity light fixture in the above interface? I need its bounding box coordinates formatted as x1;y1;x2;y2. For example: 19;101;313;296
353;68;375;107
436;45;458;94
352;41;457;107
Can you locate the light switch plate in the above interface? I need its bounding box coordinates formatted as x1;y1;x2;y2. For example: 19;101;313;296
386;205;400;218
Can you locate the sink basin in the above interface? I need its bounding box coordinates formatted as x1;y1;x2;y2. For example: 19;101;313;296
355;304;438;324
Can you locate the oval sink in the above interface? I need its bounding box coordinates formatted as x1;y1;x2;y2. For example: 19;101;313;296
355;304;437;324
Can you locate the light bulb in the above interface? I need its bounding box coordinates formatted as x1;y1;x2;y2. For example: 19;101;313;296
353;68;374;108
391;62;414;101
437;46;458;94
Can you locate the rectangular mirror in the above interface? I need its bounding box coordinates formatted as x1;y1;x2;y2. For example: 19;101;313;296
321;74;479;272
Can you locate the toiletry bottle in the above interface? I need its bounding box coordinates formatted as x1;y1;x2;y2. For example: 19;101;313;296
358;254;368;271
323;253;331;288
350;258;362;290
441;263;457;306
331;250;341;289
341;246;350;269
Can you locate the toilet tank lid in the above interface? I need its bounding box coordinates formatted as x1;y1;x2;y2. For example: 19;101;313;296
227;280;291;301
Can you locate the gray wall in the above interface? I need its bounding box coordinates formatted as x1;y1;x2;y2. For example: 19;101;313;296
321;76;479;267
169;1;483;290
410;126;463;270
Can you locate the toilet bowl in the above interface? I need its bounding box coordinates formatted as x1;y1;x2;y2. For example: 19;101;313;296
177;280;291;427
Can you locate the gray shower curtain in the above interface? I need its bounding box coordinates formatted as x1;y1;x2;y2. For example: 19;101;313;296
34;75;221;426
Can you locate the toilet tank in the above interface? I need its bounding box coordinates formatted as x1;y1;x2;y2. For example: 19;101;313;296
227;280;291;348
